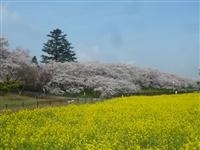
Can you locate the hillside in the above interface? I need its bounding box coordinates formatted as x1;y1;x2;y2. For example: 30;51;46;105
44;62;197;98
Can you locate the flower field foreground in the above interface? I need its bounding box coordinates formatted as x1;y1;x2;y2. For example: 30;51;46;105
0;93;200;149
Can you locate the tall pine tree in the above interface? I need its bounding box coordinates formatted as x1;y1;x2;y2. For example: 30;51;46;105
41;28;77;63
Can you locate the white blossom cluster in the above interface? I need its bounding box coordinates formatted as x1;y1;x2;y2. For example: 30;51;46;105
43;62;197;98
0;48;33;82
0;37;197;97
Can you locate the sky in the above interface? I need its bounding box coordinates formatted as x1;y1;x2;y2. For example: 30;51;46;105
0;0;199;80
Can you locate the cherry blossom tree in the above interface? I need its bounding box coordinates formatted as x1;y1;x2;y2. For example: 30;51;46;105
0;37;197;97
42;62;197;98
0;39;38;94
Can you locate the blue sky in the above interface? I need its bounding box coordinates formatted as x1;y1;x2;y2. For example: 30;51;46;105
1;0;199;79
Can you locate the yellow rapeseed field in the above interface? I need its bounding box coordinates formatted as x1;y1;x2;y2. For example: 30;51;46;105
0;93;199;149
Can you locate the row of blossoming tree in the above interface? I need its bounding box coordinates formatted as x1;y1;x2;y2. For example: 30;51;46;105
0;29;199;97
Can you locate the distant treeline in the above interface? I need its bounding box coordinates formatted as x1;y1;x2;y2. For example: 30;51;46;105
0;34;199;98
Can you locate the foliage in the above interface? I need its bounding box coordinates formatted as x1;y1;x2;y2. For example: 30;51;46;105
0;37;9;60
0;40;39;94
0;93;199;149
31;56;39;67
64;87;101;98
0;74;22;93
43;62;197;98
41;28;77;63
16;63;38;92
0;47;33;81
36;64;54;93
0;37;198;97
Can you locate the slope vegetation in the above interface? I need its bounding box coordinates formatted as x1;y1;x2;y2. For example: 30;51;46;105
0;93;199;149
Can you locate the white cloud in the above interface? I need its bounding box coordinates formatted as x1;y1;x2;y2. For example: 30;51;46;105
77;45;102;62
2;5;22;23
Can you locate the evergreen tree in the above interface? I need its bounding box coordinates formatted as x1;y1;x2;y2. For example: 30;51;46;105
32;56;39;66
41;28;77;63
